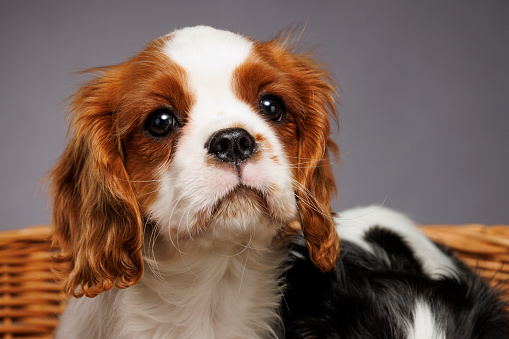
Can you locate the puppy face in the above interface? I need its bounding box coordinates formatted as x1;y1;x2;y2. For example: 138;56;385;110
140;27;298;245
50;26;339;297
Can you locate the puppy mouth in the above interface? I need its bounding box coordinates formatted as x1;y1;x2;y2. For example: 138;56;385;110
210;184;270;219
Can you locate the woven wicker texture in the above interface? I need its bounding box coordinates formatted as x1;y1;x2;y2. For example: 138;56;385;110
0;227;66;339
0;224;508;338
422;224;509;290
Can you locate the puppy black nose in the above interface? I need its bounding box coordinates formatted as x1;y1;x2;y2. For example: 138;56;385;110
206;128;256;165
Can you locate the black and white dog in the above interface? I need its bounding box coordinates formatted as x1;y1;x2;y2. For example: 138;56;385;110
283;207;509;338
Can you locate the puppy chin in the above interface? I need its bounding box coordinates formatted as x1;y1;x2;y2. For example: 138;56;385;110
208;186;295;237
163;187;293;244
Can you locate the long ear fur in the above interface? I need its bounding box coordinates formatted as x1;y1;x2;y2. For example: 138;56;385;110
295;59;340;273
273;31;341;272
49;67;144;297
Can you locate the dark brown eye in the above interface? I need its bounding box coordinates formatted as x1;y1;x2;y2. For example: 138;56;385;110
259;95;285;122
145;109;180;137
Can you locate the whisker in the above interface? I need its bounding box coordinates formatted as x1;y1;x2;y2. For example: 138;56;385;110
149;223;165;281
334;197;388;222
135;188;164;199
166;187;197;276
167;188;192;254
142;218;164;281
291;179;334;223
185;207;194;242
237;236;253;298
114;177;177;184
263;150;341;162
286;161;335;169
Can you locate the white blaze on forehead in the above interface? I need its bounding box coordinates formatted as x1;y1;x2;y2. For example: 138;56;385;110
163;26;253;96
162;26;257;133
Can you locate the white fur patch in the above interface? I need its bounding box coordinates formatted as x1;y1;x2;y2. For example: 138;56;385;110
55;292;118;338
164;26;252;85
335;206;458;279
118;244;285;339
407;300;446;339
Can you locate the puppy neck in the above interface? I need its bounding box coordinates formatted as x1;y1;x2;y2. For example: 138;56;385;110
114;222;288;338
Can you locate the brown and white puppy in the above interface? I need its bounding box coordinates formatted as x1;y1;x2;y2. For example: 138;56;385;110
50;25;339;338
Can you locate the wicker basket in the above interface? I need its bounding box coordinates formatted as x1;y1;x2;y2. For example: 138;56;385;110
1;225;508;338
0;226;66;339
421;224;509;290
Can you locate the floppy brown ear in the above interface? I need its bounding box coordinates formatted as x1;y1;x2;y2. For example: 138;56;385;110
290;52;341;273
49;67;144;297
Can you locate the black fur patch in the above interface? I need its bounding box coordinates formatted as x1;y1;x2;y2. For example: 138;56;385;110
281;229;509;338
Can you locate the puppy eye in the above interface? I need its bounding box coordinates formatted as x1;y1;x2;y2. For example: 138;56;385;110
259;95;285;122
145;109;180;137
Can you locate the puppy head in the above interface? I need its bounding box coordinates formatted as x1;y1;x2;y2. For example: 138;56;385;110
50;26;339;297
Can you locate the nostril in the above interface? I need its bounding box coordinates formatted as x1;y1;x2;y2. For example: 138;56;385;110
218;139;231;153
239;135;253;151
206;128;256;165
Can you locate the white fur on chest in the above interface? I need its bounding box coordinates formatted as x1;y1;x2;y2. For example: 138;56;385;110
57;243;285;339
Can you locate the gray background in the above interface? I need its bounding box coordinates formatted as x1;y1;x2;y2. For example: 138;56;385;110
1;0;508;230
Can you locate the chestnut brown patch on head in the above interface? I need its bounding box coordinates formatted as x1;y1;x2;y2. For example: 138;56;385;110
49;35;195;297
117;38;195;210
232;32;340;272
